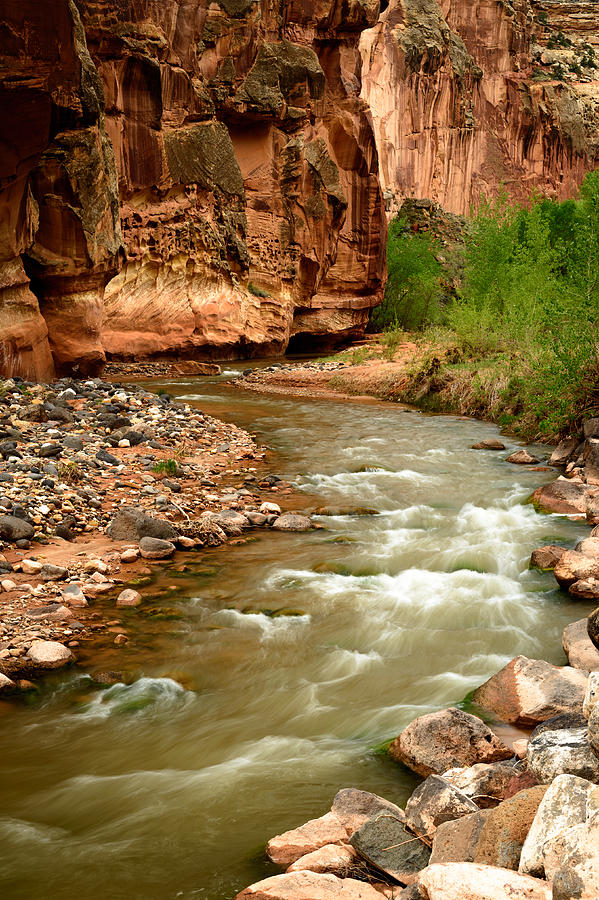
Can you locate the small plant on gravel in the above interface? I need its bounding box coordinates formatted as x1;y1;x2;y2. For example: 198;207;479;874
350;346;370;365
381;325;406;361
58;461;83;484
173;443;192;461
152;459;178;477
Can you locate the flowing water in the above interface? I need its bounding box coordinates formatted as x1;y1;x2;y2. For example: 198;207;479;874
0;364;593;899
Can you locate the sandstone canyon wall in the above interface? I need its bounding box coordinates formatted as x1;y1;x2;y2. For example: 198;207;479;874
2;0;599;379
361;0;599;216
0;0;386;377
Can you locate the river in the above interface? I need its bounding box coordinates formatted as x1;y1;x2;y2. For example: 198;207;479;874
0;364;591;899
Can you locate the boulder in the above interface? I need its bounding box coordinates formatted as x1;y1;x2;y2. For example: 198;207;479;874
576;537;599;557
405;775;478;841
529;545;565;570
138;537;175;560
61;584;88;607
267;813;350;867
554;550;599;588
473;786;548;870
388;707;512;778
526;727;599;783
569;578;599;601
416;862;551;900
471;656;587;727
39;564;68;582
107;507;177;542
0;672;16;691
550;818;599;900
529;712;588;740
532;478;589;517
235;872;383;900
330;788;406;836
583;672;599;718
116;589;142;607
0;515;34;542
470;439;505;450
587;606;599;651
572;618;599;673
519;774;594;877
506;450;540;465
443;759;526;808
267;791;405;868
212;510;249;534
272;514;312;532
287;844;358;876
27;640;72;668
549;437;579;467
429;810;491;864
584;438;599;484
349;815;431;884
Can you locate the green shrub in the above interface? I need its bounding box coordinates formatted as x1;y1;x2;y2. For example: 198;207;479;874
370;218;446;331
248;281;271;298
152;459;178;477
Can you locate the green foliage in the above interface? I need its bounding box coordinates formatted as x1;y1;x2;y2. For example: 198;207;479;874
152;458;178;476
446;173;599;436
248;281;271;298
371;218;446;332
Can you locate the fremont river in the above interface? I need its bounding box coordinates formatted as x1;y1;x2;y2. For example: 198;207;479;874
0;364;591;899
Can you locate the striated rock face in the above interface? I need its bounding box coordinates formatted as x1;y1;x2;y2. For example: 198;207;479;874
0;0;122;378
2;0;599;374
78;0;386;360
360;0;599;216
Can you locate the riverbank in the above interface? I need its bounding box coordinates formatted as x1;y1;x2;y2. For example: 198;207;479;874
0;375;314;690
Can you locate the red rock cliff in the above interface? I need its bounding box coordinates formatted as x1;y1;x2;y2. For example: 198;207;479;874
360;0;599;216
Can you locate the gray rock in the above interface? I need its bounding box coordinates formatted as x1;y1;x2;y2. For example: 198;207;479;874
96;448;120;465
39;564;68;582
38;443;62;458
471;439;505;450
350;816;430;884
331;788;406;834
549;436;579;466
139;536;175;559
63;435;84;451
519;773;594;877
27;640;72;668
61;584;88;608
272;514;312;532
212;510;249;534
405;775;478;841
107;507;177;542
526;727;599;783
0;515;34;542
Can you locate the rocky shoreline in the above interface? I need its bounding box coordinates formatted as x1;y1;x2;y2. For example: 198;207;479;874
0;374;314;691
232;359;599;900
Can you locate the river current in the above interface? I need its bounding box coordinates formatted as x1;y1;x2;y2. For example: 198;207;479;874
0;364;592;898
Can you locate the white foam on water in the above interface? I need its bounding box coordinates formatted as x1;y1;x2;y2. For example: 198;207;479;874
75;677;194;720
208;608;311;639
